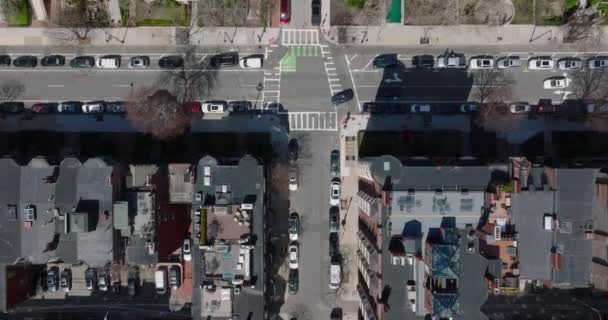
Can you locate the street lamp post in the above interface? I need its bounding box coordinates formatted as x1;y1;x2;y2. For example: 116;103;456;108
254;82;264;110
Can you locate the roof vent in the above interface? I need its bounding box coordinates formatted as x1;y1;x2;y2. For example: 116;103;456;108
383;161;390;171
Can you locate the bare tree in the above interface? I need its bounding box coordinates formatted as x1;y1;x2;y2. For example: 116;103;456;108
47;0;111;43
571;69;608;101
289;303;313;320
564;10;600;43
125;88;191;141
0;79;25;102
268;160;288;194
199;0;247;26
155;46;219;104
470;69;520;132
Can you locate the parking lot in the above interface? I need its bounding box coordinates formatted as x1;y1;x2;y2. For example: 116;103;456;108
345;50;608;111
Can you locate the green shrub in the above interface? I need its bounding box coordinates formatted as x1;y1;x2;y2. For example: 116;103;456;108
542;16;567;25
6;0;31;26
135;19;174;26
347;0;366;9
564;0;579;12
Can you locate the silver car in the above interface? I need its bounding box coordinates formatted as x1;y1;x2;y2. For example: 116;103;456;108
496;57;521;69
558;58;582;70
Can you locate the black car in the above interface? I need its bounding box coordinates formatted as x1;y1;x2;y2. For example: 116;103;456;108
228;100;252;113
330;308;343;320
330;150;339;177
31;102;57;114
0;102;25;113
311;0;321;26
362;102;383;114
34;274;47;294
288;269;298;295
70;56;95;68
57;101;82;113
331;88;354;105
329;232;339;257
85;268;96;290
210;52;239;67
41;55;66;66
0;55;10;66
159;55;184;69
412;55;434;69
288;138;298;162
372;54;398;69
128;277;137;296
13;55;37;68
106;101;126;114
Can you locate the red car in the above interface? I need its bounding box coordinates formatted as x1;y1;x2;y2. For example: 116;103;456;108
280;0;291;24
186;102;201;113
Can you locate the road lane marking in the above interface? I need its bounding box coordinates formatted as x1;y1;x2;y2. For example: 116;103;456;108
47;84;65;88
345;54;362;112
112;84;131;88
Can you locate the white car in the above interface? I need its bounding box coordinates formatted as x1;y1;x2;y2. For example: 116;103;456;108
239;55;263;69
330;180;341;206
588;57;608;69
289;166;298;191
410;104;431;113
288;213;299;241
509;103;530;114
496;57;521;69
288;243;299;269
182;239;191;261
543;77;569;89
201;100;228;113
129;56;150;68
469;57;494;69
558;58;582;70
407;280;417;312
82;101;105;113
97;55;121;69
528;57;554;70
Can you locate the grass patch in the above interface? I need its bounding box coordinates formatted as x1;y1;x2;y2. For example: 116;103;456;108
135;19;175;26
511;0;535;24
135;0;189;26
6;0;31;26
512;0;566;25
542;16;567;25
347;0;366;9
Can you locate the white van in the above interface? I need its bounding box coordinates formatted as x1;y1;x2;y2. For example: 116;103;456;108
155;269;166;295
202;100;228;113
97;55;121;69
543;214;553;231
329;260;341;289
239;56;263;69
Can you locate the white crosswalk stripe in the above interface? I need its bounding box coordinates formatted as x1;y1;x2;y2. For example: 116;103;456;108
281;29;320;46
283;112;338;131
262;66;281;103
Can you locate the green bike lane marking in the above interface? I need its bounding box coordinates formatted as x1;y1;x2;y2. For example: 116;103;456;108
279;46;322;72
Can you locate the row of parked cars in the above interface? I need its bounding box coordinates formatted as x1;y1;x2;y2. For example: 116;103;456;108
0;52;263;69
372;51;608;70
39;267;138;296
0;101;126;114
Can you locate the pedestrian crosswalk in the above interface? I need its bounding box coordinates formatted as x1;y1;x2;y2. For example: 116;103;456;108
282;29;320;46
287;46;321;57
284;112;338;131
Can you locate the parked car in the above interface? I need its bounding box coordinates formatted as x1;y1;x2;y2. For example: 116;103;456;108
437;51;466;69
228;100;251;113
588;57;608;69
289;212;299;241
329;232;339;257
211;52;238;67
57;101;82;113
536;99;557;114
330;179;341;206
183;239;192;261
288;138;298;162
159;55;184;69
60;268;72;292
496;56;521;69
13;55;37;68
509;102;531;114
128;277;137;297
460;103;479;113
41;55;65;66
288;269;298;294
372;54;398;69
331;89;354;105
280;0;291;24
412;55;434;69
0;55;11;66
239;55;263;69
410;104;431;113
0;102;24;113
31;102;57;114
586;101;608;114
558;58;582;70
186;101;202;113
329;206;339;233
98;270;109;291
330;308;343;320
543;76;569;89
202;100;228;113
329;257;341;289
106;101;126;114
407;280;417;312
169;266;181;289
528;57;554;70
97;55;121;69
47;267;59;292
155;269;166;295
82;101;105;113
129;56;149;68
35;274;47;294
469;56;494;69
288;243;299;269
330;150;339;177
311;0;321;25
70;56;95;68
288;165;298;191
85;268;97;291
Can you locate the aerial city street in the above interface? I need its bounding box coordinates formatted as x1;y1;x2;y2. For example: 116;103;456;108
3;0;608;319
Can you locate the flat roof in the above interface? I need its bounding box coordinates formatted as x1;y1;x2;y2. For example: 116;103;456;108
169;163;193;203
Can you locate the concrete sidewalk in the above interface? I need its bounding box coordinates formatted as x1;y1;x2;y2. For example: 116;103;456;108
0;27;280;46
325;24;608;48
